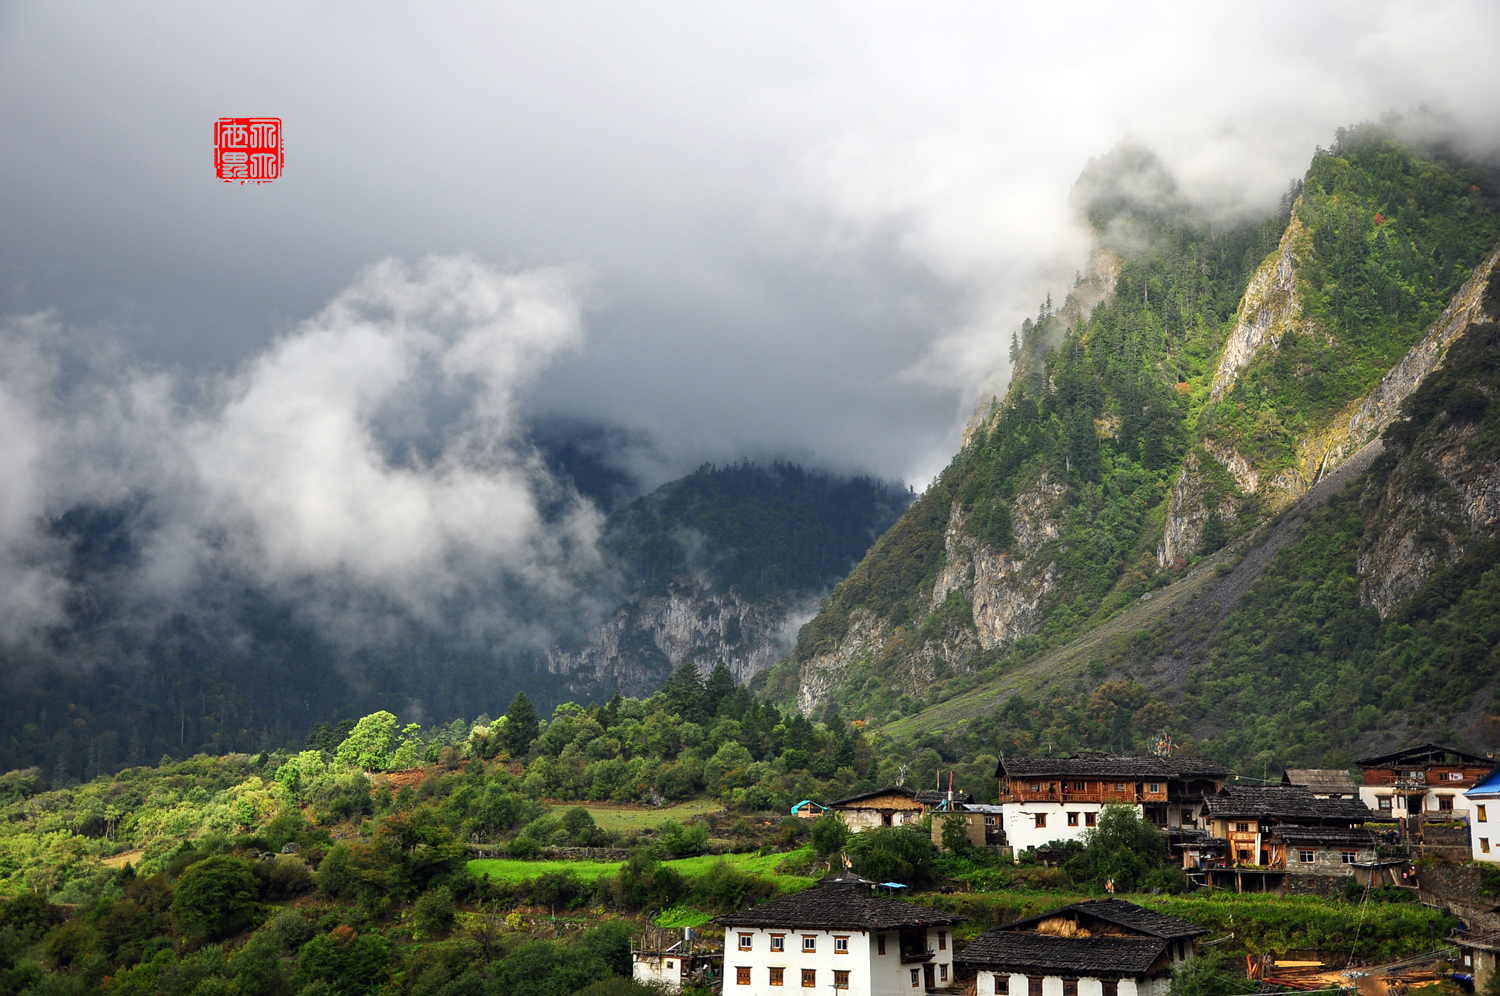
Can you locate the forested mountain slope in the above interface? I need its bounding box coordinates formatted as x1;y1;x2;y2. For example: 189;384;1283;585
545;462;911;698
764;124;1500;771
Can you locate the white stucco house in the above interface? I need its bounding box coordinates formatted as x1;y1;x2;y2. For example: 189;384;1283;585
995;753;1230;857
715;870;964;995
957;899;1206;996
1465;767;1500;863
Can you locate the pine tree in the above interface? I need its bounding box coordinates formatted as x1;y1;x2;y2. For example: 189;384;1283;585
502;692;539;757
663;661;707;725
703;662;735;718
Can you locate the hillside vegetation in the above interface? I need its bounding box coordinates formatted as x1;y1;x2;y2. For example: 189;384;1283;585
767;122;1500;772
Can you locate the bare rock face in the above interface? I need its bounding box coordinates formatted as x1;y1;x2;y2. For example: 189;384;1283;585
1358;422;1500;618
1158;453;1239;566
794;477;1065;716
546;585;805;698
1210;212;1310;402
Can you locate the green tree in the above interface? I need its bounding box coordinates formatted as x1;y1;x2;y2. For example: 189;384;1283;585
809;812;850;858
940;813;974;855
230;928;291;996
293;928;391;996
848;825;938;885
334;712;399;771
704;662;735;717
411;886;455;938
662;661;706;724
171;855;261;943
1064;804;1167;893
386;723;425;771
503;692;540;757
1169;951;1228;996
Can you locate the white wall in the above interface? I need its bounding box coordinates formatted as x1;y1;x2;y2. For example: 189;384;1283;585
1360;786;1474;818
633;954;683;989
1471;795;1500;863
975;972;1161;996
723;924;954;996
1003;802;1142;855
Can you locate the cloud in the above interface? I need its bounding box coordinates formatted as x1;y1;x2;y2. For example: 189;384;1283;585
1;2;1499;487
0;256;603;653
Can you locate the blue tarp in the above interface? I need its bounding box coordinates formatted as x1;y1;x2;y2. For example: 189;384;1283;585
880;882;907;888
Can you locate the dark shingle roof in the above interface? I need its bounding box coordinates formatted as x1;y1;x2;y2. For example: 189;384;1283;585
956;932;1167;974
716;886;963;930
1204;786;1371;822
1282;769;1358;795
829;786;973;807
999;900;1208;940
1356;742;1494;767
995;753;1231;780
1269;826;1378;846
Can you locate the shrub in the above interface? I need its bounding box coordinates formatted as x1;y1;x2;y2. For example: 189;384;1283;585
293;928;391;996
659;820;709;856
411;886;455;938
810;813;850;858
171;856;261;943
848;826;938;885
314;843;362;900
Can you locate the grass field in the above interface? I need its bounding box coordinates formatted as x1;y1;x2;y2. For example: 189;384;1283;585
467;846;818;889
563;799;724;832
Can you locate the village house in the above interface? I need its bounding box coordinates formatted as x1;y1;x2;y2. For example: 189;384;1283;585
715;870;964;995
994;753;1230;856
829;786;973;833
958;898;1206;996
1198;785;1372;867
790;800;830;820
930;802;1007;850
1356;743;1494;819
1280;769;1358;799
1465;767;1500;862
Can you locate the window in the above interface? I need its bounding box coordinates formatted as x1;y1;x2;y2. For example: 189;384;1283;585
1235;822;1250;833
995;976;1009;994
940;964;949;982
1063;980;1078;996
803;936;816;952
737;967;750;986
666;962;674;970
938;931;947;951
1073;781;1086;791
877;935;886;956
1450;772;1466;781
1028;976;1043;996
1029;783;1041;792
1148;783;1161;794
911;968;921;987
1102;983;1118;996
835;936;849;954
1341;851;1357;864
1237;849;1250;862
1483;838;1491;854
1085;812;1097;827
739;934;753;951
1379;796;1392;810
772;935;785;952
1480;805;1489;822
1440;796;1455;812
1067;812;1079;826
985;815;997;826
1034;813;1047;828
803;969;817;988
770;967;784;986
1299;849;1315;863
1114;782;1127;791
833;970;849;990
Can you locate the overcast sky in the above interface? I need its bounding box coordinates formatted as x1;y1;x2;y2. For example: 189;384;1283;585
4;0;1500;492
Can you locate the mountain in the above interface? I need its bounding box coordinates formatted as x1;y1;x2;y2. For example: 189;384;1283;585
0;458;906;781
765;123;1500;771
545;462;912;698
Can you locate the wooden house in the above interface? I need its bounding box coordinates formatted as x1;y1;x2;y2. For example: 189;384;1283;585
1280;769;1357;799
1356;743;1494;819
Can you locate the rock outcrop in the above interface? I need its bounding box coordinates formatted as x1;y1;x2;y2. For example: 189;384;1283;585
1210;211;1310;401
546;585;805;698
1157;452;1242;566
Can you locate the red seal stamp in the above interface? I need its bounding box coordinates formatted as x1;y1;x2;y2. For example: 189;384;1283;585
214;118;283;184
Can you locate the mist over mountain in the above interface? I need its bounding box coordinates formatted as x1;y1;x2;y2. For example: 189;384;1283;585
769;122;1500;773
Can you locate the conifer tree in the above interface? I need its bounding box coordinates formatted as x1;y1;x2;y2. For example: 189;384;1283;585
502;692;539;758
664;661;707;724
703;662;735;718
